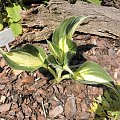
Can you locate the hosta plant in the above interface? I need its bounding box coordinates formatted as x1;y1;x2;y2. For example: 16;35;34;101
0;16;118;95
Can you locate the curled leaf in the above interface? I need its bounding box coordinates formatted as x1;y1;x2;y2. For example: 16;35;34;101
52;16;87;53
52;16;86;65
47;55;62;69
72;61;118;93
47;40;62;61
0;44;46;71
52;16;87;44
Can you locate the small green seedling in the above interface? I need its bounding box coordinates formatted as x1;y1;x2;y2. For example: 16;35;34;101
0;1;22;36
0;16;118;94
90;85;120;119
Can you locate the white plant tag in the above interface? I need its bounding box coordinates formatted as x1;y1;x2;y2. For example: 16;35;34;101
0;28;15;47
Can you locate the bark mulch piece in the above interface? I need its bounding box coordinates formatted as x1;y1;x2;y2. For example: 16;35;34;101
0;7;120;120
0;34;120;119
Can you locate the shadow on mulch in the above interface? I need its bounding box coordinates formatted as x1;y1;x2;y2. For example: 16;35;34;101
69;44;97;66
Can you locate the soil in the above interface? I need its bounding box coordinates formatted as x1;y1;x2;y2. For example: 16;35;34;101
0;2;120;120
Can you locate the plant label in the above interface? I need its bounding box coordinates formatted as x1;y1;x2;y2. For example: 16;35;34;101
0;28;15;47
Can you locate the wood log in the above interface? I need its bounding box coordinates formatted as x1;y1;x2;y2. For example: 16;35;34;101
23;0;120;41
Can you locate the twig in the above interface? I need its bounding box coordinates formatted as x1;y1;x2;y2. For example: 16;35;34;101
6;44;10;51
41;100;47;118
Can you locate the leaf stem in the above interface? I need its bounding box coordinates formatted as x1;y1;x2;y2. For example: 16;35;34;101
61;74;71;80
64;65;74;75
46;65;57;79
56;68;63;82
